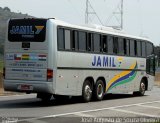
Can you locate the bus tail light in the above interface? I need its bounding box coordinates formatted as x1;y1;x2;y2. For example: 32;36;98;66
47;69;53;80
3;67;5;79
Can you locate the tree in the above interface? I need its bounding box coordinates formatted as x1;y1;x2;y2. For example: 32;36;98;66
0;44;4;55
3;7;11;12
154;46;160;67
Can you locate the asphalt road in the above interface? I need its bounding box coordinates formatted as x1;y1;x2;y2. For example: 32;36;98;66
0;86;160;123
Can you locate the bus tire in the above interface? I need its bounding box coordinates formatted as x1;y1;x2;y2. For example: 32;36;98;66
82;80;92;102
133;79;146;96
93;80;104;101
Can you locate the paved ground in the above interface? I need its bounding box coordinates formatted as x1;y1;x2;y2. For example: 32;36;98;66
155;81;160;87
0;86;160;123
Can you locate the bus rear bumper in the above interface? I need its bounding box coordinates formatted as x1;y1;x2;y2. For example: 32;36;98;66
3;79;54;94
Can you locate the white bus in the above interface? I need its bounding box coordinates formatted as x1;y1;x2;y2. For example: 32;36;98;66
3;18;155;102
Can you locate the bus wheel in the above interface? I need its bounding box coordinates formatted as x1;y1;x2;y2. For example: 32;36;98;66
133;80;146;96
139;80;146;96
82;80;92;102
93;80;104;101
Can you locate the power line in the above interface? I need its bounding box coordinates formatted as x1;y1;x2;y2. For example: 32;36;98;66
121;0;123;29
105;0;123;30
85;0;104;25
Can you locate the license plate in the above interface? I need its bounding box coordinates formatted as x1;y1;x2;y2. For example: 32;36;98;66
18;85;33;91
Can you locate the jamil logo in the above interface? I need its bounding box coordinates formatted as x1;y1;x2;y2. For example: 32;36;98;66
10;26;44;35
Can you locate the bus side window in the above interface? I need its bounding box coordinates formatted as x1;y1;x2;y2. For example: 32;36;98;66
142;42;146;57
137;41;142;57
87;33;93;52
64;29;71;50
57;28;65;50
113;37;118;54
78;31;87;51
71;30;78;51
107;36;113;54
101;35;107;53
118;37;124;55
146;42;154;56
134;40;137;56
130;39;135;56
93;33;100;52
124;39;130;56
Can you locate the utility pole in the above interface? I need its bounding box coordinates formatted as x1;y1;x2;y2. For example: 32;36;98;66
120;0;123;29
85;0;103;25
107;0;124;30
85;0;89;24
85;0;123;27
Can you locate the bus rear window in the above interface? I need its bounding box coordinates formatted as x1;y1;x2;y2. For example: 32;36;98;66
8;19;47;42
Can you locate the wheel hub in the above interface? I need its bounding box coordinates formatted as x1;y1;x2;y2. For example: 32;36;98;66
97;84;103;98
141;83;145;94
85;85;92;98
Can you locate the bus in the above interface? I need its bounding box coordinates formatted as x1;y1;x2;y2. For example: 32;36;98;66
3;18;155;102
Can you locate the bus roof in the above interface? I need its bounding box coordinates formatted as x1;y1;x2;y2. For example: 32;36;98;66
51;19;152;43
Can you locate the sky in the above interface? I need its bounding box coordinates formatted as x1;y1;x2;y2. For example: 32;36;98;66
0;0;160;45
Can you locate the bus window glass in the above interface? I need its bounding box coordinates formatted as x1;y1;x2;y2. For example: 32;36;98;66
8;19;47;42
71;30;78;51
126;39;130;55
73;31;78;51
64;29;71;50
118;38;124;55
58;28;64;50
137;41;142;57
113;37;118;54
142;42;146;57
70;30;74;50
101;35;107;53
134;40;137;56
108;36;113;54
93;34;100;52
130;40;135;56
87;33;93;51
146;42;153;56
124;39;129;56
78;31;86;51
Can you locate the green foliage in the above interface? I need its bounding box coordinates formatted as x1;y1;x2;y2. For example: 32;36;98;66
0;60;3;72
0;7;32;44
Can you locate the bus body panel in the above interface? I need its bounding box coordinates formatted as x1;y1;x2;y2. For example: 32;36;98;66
3;80;53;93
55;69;152;96
55;51;151;96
